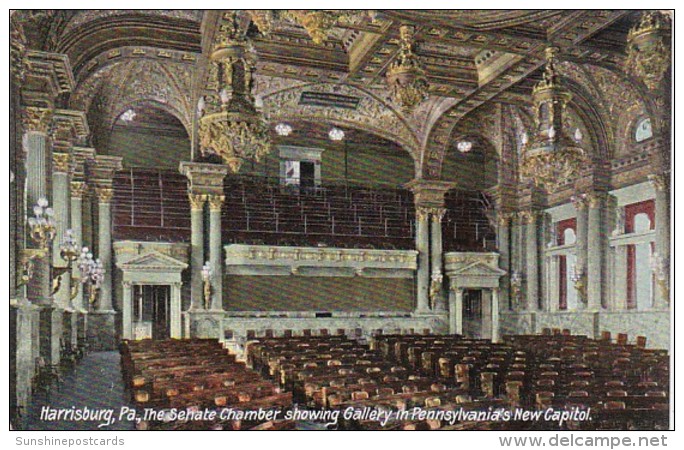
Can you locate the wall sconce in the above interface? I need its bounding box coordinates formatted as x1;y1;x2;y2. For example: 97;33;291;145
27;197;56;250
78;248;104;307
510;271;523;305
651;252;669;298
202;261;212;309
570;264;587;302
52;229;80;296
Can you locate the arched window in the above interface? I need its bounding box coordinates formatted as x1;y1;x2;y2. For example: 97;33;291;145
556;219;577;311
635;118;653;143
625;201;655;310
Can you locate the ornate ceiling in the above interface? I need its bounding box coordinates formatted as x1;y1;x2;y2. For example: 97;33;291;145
11;9;669;185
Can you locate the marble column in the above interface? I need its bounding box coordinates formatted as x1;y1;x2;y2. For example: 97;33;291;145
96;187;114;312
448;283;464;335
122;281;133;340
430;208;446;311
208;195;224;311
415;207;430;313
170;282;182;338
497;213;511;310
613;245;628;310
189;194;206;310
70;181;86;312
651;175;670;308
52;152;72;310
491;287;500;343
482;289;492;339
522;211;539;311
23;108;53;304
509;214;522;310
586;193;604;310
574;196;588;308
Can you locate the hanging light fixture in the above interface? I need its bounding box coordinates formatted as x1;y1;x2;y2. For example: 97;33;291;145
275;123;293;137
625;11;671;90
519;47;588;192
386;24;429;113
198;13;271;173
328;127;345;141
457;140;473;153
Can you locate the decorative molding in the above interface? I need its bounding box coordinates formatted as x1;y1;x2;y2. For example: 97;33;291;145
224;244;417;277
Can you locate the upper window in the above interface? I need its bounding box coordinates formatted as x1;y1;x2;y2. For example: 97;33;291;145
635;118;653;143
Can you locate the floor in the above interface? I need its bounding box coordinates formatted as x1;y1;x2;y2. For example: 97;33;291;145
23;351;136;431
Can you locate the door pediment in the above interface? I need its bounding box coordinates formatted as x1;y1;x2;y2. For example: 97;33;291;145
117;250;188;272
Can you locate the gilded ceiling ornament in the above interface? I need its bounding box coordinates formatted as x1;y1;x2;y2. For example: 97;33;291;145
386;25;429;113
10;16;26;85
199;13;271;172
519;48;588;192
626;11;671;90
22;107;53;133
280;10;352;45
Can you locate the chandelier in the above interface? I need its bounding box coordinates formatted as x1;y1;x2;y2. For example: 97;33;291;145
199;14;271;173
386;25;429;113
519;47;587;192
625;11;671;90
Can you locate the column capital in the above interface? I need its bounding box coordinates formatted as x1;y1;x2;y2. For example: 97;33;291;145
430;207;447;223
189;193;208;211
95;187;114;204
416;207;429;222
517;209;540;225
122;281;133;289
649;173;669;192
572;193;588;211
497;211;515;226
207;194;225;212
21;106;53;133
585;191;607;209
52;151;72;174
70;181;87;198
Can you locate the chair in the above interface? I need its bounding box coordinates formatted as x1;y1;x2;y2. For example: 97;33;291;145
425;397;441;408
617;333;629;346
636;336;647;349
352;390;369;401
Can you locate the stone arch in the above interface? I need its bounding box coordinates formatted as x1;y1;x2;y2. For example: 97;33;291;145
261;83;421;163
71;57;195;150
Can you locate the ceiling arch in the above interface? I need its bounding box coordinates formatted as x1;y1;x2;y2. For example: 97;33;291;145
261;82;421;162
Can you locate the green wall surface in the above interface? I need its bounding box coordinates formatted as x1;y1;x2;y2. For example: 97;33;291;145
224;276;415;311
245;144;414;188
107;128;191;170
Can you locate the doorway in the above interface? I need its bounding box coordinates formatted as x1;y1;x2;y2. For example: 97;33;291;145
133;285;171;340
300;161;316;190
463;289;482;338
